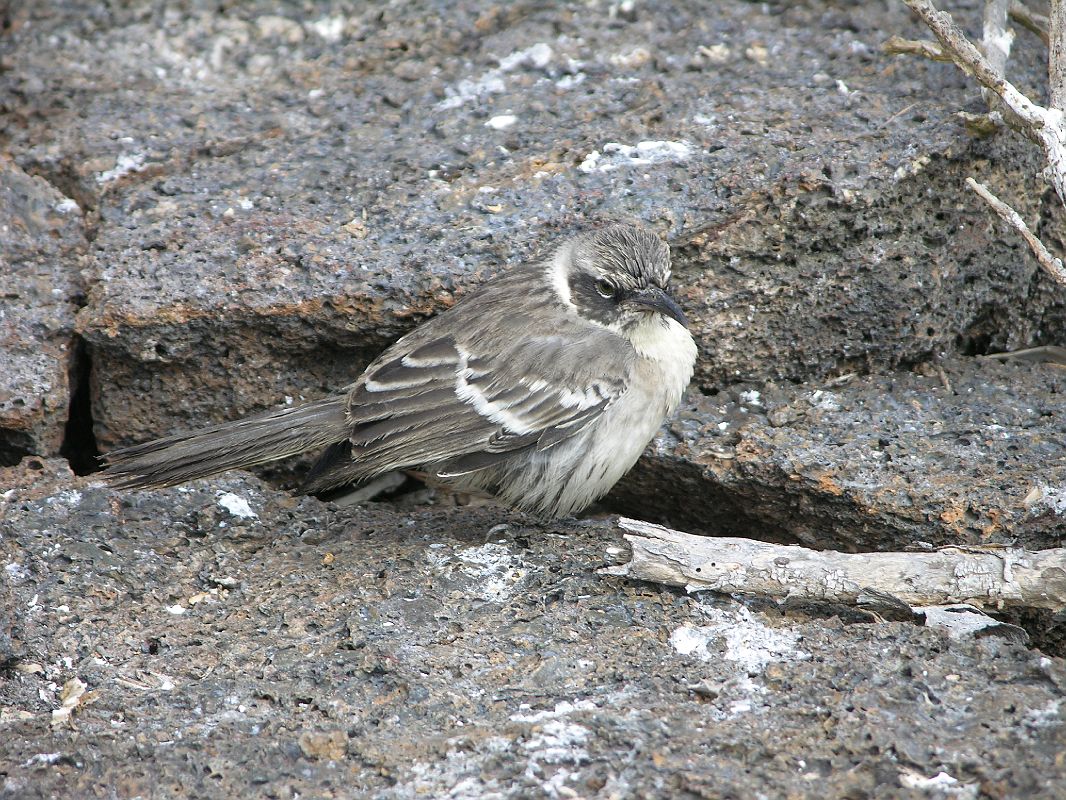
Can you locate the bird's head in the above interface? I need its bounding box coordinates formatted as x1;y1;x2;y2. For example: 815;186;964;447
553;223;688;335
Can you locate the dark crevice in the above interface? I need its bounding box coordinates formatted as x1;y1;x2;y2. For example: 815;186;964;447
605;456;806;548
955;302;1017;357
60;335;101;475
0;429;32;467
995;607;1066;659
957;330;996;357
0;2;25;40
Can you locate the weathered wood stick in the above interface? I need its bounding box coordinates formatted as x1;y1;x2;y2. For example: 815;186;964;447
605;518;1066;612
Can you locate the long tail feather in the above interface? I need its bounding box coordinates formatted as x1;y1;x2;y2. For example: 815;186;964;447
102;397;348;489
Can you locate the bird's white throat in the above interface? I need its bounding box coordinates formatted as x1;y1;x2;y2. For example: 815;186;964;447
626;313;697;423
627;314;697;364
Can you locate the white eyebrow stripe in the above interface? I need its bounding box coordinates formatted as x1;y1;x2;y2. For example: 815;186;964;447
546;243;577;310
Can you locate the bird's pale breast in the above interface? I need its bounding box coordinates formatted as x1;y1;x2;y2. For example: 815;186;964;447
485;315;696;517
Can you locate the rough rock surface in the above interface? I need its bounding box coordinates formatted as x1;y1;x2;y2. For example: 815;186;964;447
0;0;1060;451
3;462;1066;799
614;356;1066;552
0;158;85;466
4;0;1066;795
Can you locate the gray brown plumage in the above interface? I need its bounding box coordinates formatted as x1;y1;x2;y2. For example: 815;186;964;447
103;223;697;518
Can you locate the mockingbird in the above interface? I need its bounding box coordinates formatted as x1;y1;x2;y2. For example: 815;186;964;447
103;223;698;518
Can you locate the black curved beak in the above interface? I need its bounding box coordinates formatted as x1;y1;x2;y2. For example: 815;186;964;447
626;286;689;328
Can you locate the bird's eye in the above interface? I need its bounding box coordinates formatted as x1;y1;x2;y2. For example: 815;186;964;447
595;278;617;299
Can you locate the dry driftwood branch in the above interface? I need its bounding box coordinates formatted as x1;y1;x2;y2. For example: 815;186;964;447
606;518;1066;612
902;0;1066;206
966;177;1066;284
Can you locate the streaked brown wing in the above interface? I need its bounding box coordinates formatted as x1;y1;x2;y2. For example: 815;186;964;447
336;329;628;481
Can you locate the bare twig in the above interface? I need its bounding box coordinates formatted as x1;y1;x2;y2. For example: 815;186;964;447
980;344;1066;363
982;0;1014;119
903;0;1021;97
1010;0;1050;46
1051;0;1066;109
902;0;1066;206
966;177;1066;285
983;0;1014;76
605;518;1066;612
883;35;952;61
